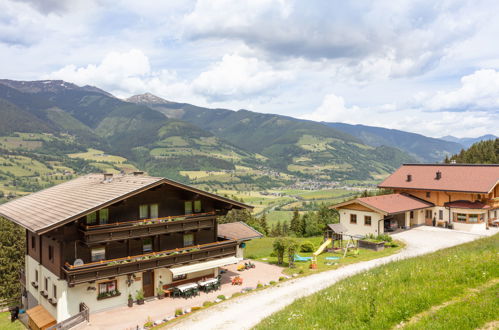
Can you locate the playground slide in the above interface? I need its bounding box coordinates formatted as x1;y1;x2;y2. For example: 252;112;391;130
313;238;332;256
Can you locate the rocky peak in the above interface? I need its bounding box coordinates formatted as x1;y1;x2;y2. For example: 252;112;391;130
126;92;171;105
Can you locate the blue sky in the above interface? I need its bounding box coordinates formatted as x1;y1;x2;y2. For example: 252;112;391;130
1;0;498;138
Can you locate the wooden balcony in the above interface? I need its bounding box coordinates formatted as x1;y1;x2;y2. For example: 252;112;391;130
63;240;238;286
79;212;217;244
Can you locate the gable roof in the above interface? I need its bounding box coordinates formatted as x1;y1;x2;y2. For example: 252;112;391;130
0;173;252;234
379;164;499;193
217;222;263;241
331;193;433;216
444;200;490;210
327;223;347;233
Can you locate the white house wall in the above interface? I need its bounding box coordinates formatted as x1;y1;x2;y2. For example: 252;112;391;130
339;209;384;236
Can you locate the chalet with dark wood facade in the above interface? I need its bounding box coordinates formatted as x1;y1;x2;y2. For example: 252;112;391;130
0;172;259;322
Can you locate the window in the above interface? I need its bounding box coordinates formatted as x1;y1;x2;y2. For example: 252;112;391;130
99;208;109;224
143;238;153;253
194;200;202;213
173;274;187;282
44;277;48;291
86;212;97;225
139;204;159;219
91;247;106;262
53;284;57;299
183;233;194;247
48;245;53;261
364;216;372;226
139;205;148;219
425;210;432;218
426;192;431;198
184;201;193;214
35;270;38;282
150;204;159;219
439;210;443;220
410;211;414;219
31;236;36;249
350;214;357;224
494;210;497;218
468;214;478;223
456;213;467;222
98;280;117;295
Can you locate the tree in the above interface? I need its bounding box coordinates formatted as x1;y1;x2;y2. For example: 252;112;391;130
290;208;301;236
286;238;299;268
282;221;289;236
259;213;269;236
273;237;287;265
275;220;282;237
0;217;24;304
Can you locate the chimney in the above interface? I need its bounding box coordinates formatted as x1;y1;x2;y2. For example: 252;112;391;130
435;171;442;180
132;171;144;176
406;174;412;182
103;173;113;182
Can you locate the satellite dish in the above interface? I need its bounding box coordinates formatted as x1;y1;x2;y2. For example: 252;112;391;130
74;259;84;266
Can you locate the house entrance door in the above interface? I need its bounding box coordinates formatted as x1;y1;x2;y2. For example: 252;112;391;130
143;270;154;298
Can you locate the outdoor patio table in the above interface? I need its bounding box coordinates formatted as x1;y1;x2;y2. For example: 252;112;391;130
198;278;218;287
176;283;198;292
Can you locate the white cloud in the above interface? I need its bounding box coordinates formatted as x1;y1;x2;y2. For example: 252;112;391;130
192;54;293;100
302;91;498;138
425;69;499;111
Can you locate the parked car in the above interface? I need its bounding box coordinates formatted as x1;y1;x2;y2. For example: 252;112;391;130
384;218;399;232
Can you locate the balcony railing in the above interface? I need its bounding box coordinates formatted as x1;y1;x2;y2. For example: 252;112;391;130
79;212;217;244
19;270;26;287
63;240;238;286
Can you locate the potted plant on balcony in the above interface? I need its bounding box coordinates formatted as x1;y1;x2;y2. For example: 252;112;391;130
128;294;133;307
135;289;145;305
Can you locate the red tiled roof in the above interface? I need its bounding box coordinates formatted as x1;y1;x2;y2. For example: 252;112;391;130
332;193;433;215
379;164;499;193
444;200;490;209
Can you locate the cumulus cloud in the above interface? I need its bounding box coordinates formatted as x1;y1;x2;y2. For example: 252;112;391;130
302;89;499;138
44;49;196;101
192;54;293;101
425;69;499;111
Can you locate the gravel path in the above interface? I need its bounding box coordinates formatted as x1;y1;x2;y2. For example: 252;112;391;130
168;226;497;330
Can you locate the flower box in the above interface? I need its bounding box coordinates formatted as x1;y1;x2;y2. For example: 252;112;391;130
358;240;385;251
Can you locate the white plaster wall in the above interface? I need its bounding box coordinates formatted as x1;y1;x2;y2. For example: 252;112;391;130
65;272;142;318
25;255;67;322
339;209;383;236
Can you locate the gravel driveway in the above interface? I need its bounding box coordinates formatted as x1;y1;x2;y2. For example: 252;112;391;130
168;226;497;330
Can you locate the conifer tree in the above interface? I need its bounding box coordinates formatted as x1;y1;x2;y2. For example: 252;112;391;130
290;208;301;236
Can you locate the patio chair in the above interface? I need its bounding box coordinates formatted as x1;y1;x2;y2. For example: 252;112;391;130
294;254;312;262
172;288;181;298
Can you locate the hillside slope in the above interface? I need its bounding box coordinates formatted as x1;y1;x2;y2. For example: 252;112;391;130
325;122;462;162
129;95;417;181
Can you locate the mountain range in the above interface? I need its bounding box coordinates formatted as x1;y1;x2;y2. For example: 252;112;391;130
440;134;498;148
0;79;493;190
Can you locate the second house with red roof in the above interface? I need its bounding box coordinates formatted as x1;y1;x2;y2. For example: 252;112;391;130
331;164;499;235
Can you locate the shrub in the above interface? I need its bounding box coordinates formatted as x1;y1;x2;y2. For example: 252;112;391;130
278;276;286;282
300;241;315;252
175;308;183;316
377;234;393;242
298;269;305;274
257;282;263;288
217;295;226;300
144;321;153;328
191;306;202;311
269;280;276;285
270;251;277;257
203;301;214;307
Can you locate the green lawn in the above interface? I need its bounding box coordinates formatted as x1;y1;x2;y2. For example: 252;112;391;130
245;236;404;277
0;312;24;329
255;234;499;330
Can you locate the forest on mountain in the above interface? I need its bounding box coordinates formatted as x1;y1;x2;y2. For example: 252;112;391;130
445;138;498;164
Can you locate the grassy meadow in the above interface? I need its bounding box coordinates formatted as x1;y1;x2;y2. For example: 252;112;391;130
0;312;24;330
255;234;499;330
244;236;404;277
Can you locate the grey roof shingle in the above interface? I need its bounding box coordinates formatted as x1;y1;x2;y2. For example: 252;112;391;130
0;173;251;234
